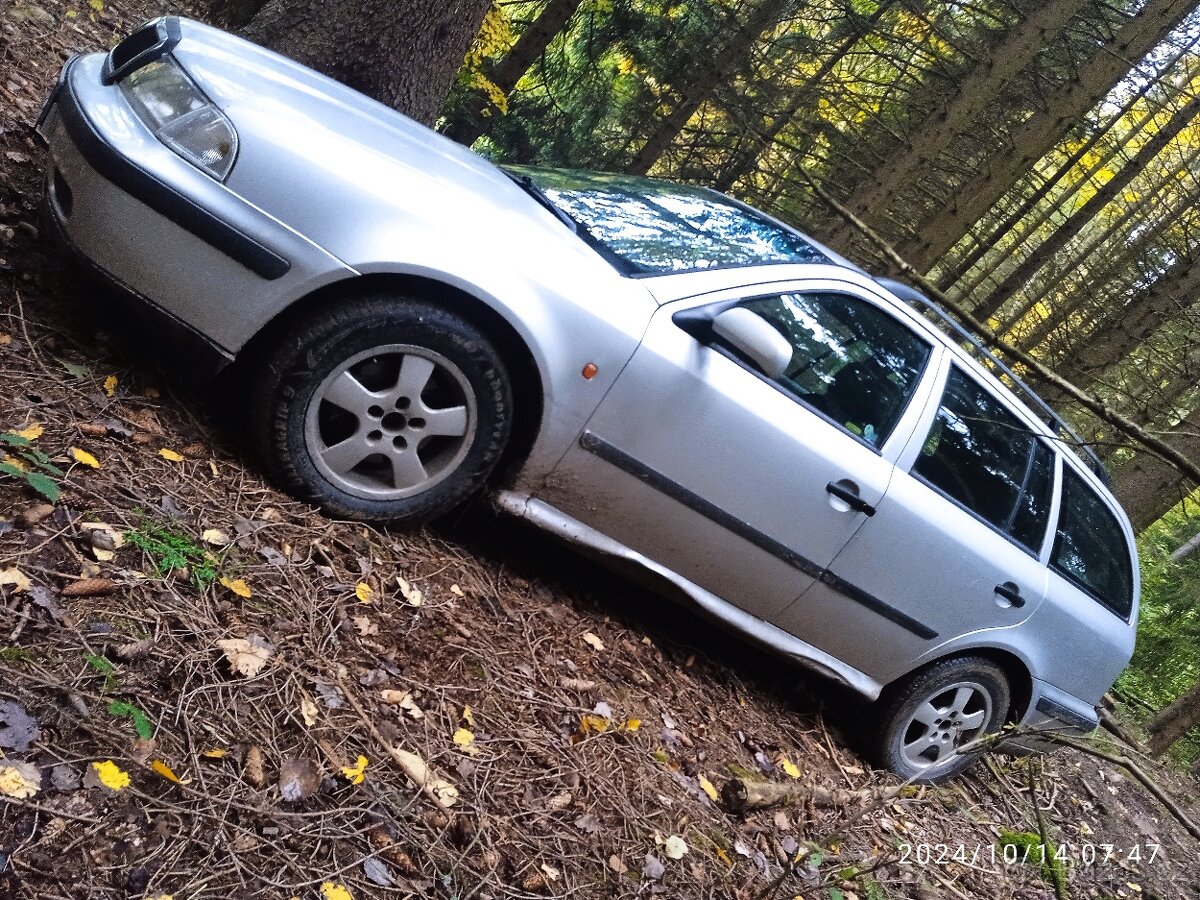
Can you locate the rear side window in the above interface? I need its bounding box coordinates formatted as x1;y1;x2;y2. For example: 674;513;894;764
739;292;931;447
912;367;1053;551
1052;468;1133;617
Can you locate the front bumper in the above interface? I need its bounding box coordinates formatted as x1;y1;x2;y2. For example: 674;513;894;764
38;47;354;359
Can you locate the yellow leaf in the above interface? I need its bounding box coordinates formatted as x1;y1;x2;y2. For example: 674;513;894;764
92;760;130;791
340;755;368;784
220;577;252;598
201;528;230;546
103;375;118;397
355;582;373;603
582;631;605;651
453;727;475;748
300;696;319;726
698;774;719;802
70;447;101;468
88;0;104;10
578;714;609;735
159;448;184;462
201;748;227;759
0;763;40;799
715;846;732;866
150;759;183;784
12;424;43;441
319;884;353;900
0;567;32;593
780;757;801;779
462;705;475;727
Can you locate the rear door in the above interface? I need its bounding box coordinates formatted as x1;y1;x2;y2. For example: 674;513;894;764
774;360;1056;683
536;280;939;622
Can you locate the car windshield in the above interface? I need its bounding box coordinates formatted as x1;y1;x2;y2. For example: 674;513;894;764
506;166;829;276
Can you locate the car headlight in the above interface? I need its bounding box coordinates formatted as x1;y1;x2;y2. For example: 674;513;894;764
120;57;237;181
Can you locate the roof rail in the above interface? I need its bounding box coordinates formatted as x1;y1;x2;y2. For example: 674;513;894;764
874;277;1109;484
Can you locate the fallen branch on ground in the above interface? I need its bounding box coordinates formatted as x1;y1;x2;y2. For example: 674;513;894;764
721;776;903;813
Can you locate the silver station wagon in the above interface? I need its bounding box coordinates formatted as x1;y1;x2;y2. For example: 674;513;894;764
38;17;1138;781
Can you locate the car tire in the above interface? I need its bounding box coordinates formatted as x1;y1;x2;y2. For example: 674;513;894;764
871;656;1010;783
251;293;512;524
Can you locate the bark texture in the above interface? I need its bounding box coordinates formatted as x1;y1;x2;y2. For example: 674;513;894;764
900;0;1194;272
1147;679;1200;756
824;0;1092;248
1110;403;1200;531
239;0;494;125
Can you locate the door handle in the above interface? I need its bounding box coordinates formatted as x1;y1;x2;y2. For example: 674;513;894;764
825;480;876;516
994;581;1026;608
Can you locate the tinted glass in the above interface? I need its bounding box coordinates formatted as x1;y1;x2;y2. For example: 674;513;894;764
510;167;828;275
739;292;931;446
913;368;1053;551
1052;468;1133;617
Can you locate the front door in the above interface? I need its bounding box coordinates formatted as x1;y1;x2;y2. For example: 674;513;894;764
538;282;938;622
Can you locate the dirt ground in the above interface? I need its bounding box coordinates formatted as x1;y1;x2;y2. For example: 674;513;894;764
2;2;1200;899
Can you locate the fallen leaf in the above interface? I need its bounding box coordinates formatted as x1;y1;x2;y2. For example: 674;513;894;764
103;375;117;397
462;705;475;727
279;757;321;801
300;696;319;727
0;761;40;798
0;700;40;751
540;862;561;881
150;759;184;784
0;567;31;593
453;728;475;750
216;635;273;677
582;631;605;651
201;528;230;546
664;835;688;860
698;774;719;802
13;424;43;441
355;582;374;603
201;748;227;759
621;717;641;733
397;577;423;607
341;755;369;785
643;853;665;880
219;577;252;598
608;854;628;874
574;812;601;833
81;521;124;561
15;503;55;527
450;583;464;597
319;883;353;900
88;760;130;791
780;757;801;779
159;448;184;462
577;714;609;735
381;690;424;719
362;858;393;887
70;447;100;468
352;616;379;636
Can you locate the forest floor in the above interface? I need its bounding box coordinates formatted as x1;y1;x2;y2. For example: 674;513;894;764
2;2;1200;899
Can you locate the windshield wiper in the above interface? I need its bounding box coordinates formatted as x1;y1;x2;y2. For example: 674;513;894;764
505;171;578;234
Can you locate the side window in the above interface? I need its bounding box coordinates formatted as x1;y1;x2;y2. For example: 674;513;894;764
738;292;932;446
912;367;1053;552
1052;468;1133;617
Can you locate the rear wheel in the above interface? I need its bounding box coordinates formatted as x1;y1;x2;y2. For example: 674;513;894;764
872;656;1009;783
252;294;512;523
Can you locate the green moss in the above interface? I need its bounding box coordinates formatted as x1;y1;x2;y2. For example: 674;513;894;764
998;829;1067;894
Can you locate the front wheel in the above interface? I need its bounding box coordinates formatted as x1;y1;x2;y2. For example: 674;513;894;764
251;294;512;524
871;656;1010;783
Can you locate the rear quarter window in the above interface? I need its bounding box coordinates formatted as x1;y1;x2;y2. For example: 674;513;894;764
1051;467;1133;618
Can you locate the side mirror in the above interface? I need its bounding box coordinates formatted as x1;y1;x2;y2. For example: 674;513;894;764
711;307;792;380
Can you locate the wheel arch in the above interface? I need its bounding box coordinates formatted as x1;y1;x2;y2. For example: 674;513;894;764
238;272;546;486
890;647;1033;725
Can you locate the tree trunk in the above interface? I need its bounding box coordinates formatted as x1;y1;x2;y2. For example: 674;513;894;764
969;88;1200;322
822;0;1092;249
901;0;1194;272
442;0;586;145
711;0;898;193
1147;678;1200;756
1110;402;1200;531
625;0;793;176
239;0;494;125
